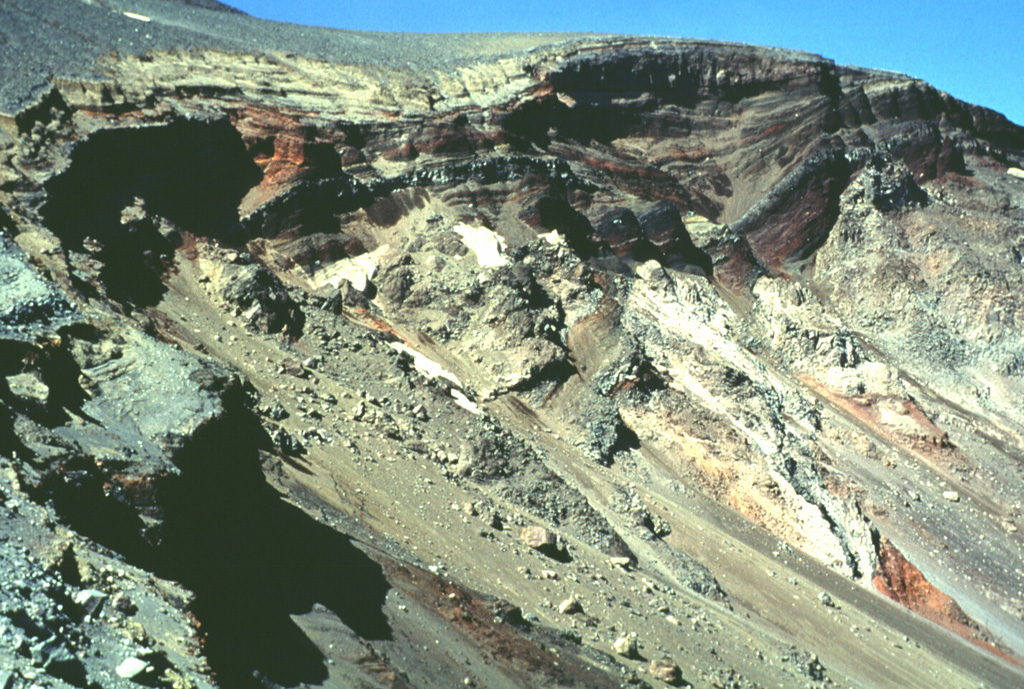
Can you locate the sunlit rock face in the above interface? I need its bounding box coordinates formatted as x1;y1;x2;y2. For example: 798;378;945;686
2;1;1024;688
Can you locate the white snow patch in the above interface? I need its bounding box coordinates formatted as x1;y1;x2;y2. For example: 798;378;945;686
453;223;507;267
451;389;482;415
317;244;389;292
388;342;481;414
388;343;462;387
538;230;565;245
123;11;151;21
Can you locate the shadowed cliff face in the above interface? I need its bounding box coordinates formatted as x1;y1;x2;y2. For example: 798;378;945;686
2;3;1024;689
157;406;392;689
40;120;261;307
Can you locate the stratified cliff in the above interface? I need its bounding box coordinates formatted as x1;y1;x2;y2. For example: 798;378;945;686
2;1;1024;688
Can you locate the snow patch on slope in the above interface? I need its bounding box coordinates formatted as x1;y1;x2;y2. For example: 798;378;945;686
388;342;481;414
317;245;390;292
454;223;507;267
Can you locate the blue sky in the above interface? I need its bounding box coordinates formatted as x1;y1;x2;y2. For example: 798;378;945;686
225;1;1022;126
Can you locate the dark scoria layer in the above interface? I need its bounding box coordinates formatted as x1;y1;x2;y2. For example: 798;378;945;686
2;1;1024;688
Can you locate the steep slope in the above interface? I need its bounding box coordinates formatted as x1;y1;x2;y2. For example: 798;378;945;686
2;1;1024;688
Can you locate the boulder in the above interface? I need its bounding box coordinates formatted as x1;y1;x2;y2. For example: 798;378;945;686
116;657;151;681
72;588;107;618
558;596;582;615
111;591;138;615
520;525;570;561
5;373;49;412
217;262;304;335
520;525;557;550
609;556;634;570
612;635;639;658
649;659;682;684
315;279;370;312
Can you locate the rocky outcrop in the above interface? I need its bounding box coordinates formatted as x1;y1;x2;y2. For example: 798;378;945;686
873;537;973;631
0;235;82;342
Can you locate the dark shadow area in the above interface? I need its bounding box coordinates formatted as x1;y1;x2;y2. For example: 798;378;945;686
53;545;83;588
619;360;668;399
0;341;39;463
242;176;374;241
0;400;33;461
36;339;91;414
0;340;31;377
639;201;714;277
525;193;717;279
863;152;931;212
0;338;95;428
529;193;598;259
25;381;391;688
555;102;646;146
279;453;314;475
491;600;533;630
608;419;641;461
503;73;656;148
33;459;157;571
158;398;392;689
500;97;562;149
506;359;578;396
0;204;13;233
536;542;573;564
40;119;261;308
